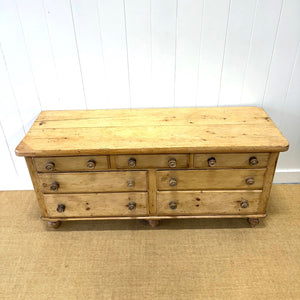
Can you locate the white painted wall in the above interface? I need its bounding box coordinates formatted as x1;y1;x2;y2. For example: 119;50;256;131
0;0;299;190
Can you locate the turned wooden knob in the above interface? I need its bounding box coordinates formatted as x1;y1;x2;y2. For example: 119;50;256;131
86;159;96;169
127;179;135;188
50;181;59;191
45;161;55;171
249;156;258;166
128;201;136;211
169;201;177;210
168;158;177;168
169;177;177;187
245;177;255;185
240;200;249;209
56;204;65;213
128;158;136;168
208;157;216;167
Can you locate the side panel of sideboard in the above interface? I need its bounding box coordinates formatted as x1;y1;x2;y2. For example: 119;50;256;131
258;152;279;214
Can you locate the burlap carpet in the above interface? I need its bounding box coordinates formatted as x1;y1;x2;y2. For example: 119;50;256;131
0;185;299;299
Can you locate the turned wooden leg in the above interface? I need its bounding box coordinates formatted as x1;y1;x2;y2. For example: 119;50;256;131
147;220;160;227
47;221;62;229
247;218;260;228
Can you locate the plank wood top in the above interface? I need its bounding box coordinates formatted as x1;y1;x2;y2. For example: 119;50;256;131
15;107;289;156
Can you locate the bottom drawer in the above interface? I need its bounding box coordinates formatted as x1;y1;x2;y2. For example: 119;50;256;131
44;192;148;217
157;190;262;215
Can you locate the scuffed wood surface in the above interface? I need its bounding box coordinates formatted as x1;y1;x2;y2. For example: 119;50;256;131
44;192;148;217
156;169;266;190
15;107;289;156
38;171;148;193
156;190;262;215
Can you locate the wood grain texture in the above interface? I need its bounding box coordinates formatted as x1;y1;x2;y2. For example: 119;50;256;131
34;156;108;172
44;192;148;217
38;171;148;193
157;190;262;215
258;152;279;213
115;154;188;169
41;214;267;222
15;107;289;157
189;153;194;168
157;169;266;191
148;169;157;215
194;153;270;168
25;157;47;217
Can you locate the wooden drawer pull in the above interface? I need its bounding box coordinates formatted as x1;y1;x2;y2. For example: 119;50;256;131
207;157;216;167
128;158;136;168
45;161;55;171
50;181;59;191
127;179;135;188
86;159;96;169
127;201;136;211
240;200;249;209
56;204;65;213
245;177;255;185
249;156;258;166
169;201;177;210
169;177;177;187
168;158;177;168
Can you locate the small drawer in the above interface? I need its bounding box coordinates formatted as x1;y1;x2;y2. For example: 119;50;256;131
156;169;265;190
44;192;148;217
34;156;109;172
194;153;269;168
39;171;148;193
114;154;189;169
157;190;262;215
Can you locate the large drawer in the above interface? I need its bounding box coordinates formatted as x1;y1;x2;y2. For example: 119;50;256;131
194;153;269;168
157;190;262;215
34;156;109;172
114;154;189;169
39;171;148;193
44;192;148;217
156;169;265;190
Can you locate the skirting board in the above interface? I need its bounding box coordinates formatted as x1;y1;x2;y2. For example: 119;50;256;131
273;169;300;184
0;169;299;191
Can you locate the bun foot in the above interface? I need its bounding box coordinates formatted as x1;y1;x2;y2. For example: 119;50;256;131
247;218;260;228
147;220;160;227
47;221;62;229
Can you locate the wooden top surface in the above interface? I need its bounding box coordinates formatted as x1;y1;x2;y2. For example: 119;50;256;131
15;107;289;157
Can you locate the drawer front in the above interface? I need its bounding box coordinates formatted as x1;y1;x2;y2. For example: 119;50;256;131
157;169;265;190
115;154;189;169
34;156;109;172
157;190;262;215
44;192;148;217
194;153;269;168
39;171;147;193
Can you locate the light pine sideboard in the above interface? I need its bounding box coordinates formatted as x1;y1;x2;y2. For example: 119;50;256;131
15;107;289;228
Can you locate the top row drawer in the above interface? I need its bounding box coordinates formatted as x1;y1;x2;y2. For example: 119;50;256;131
34;156;109;172
114;154;189;169
194;153;269;168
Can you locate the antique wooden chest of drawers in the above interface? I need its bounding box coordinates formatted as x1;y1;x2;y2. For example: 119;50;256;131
15;107;289;228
